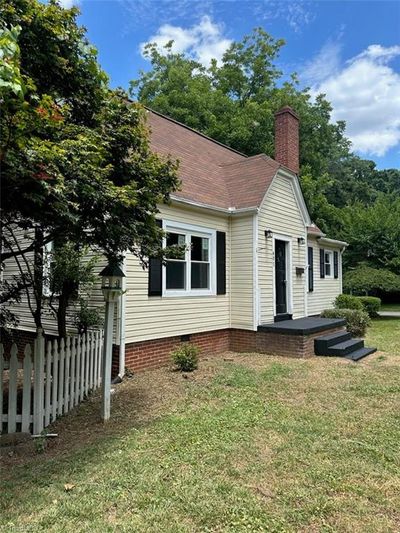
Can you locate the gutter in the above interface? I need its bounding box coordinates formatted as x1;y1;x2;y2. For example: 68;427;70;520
116;254;126;381
170;195;258;215
317;236;348;250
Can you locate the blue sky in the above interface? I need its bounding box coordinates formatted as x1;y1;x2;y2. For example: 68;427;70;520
62;0;399;169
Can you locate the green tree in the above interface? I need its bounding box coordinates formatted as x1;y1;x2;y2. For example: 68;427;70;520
131;29;351;218
1;0;179;334
339;195;400;275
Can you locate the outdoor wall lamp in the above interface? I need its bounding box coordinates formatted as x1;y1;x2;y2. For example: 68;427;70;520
297;237;306;245
99;262;125;422
265;229;273;239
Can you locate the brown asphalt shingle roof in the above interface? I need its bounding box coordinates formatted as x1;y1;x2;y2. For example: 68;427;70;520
307;225;325;236
147;109;280;210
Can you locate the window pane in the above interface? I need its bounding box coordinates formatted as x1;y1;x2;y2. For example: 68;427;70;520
166;232;185;259
191;262;209;289
191;236;209;261
325;253;330;263
325;264;331;276
166;261;186;289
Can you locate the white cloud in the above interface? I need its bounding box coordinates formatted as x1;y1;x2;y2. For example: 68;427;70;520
308;43;400;157
58;0;80;8
255;1;315;33
302;40;342;85
140;16;232;67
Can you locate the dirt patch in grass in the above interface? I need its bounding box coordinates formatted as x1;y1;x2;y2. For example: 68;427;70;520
1;354;235;468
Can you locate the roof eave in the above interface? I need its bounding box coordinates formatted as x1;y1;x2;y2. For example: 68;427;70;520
169;194;258;215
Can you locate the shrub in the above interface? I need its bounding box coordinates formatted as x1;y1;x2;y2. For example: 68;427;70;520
334;294;363;310
75;301;104;334
357;296;381;318
171;343;199;372
343;266;400;295
321;308;371;337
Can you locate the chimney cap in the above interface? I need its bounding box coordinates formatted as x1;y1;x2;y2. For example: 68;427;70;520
275;106;299;120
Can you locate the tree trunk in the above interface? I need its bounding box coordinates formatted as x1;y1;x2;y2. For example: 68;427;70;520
57;281;75;338
57;293;68;339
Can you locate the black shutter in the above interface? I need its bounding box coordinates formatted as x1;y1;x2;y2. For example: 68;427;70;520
334;251;339;279
320;248;325;278
308;246;314;292
216;231;226;295
148;219;162;296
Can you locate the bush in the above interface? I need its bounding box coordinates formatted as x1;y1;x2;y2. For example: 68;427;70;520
171;343;199;372
357;296;381;318
334;294;363;310
321;308;371;337
343;266;400;295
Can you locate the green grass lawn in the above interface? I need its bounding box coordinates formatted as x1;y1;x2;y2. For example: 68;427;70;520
380;303;400;312
2;318;400;532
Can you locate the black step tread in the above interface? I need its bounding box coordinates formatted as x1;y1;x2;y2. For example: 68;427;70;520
328;339;364;356
316;331;351;343
345;347;377;362
314;331;351;355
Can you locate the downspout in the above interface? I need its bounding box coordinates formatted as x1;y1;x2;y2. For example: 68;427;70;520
117;254;126;380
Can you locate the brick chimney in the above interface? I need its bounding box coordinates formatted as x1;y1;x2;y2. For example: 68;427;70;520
274;106;299;174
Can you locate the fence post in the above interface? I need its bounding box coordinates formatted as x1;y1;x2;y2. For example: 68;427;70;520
33;328;45;435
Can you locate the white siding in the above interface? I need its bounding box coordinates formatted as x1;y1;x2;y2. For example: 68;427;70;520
258;173;307;324
230;214;254;330
124;203;231;343
307;237;342;315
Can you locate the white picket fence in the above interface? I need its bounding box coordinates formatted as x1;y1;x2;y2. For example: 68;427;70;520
1;329;104;435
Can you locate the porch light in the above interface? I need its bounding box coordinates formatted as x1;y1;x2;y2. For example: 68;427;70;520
265;229;273;239
297;237;306;245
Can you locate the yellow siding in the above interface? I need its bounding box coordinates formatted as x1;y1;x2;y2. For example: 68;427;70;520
124;203;231;343
230;214;254;330
307;237;342;315
258;174;307;324
2;228;105;336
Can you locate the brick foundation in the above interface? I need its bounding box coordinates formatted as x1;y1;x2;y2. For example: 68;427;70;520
112;329;231;375
114;325;346;375
0;328;58;359
0;329;37;359
253;328;345;359
3;323;345;373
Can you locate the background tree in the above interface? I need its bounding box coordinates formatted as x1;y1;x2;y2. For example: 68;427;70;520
1;0;179;334
132;29;400;297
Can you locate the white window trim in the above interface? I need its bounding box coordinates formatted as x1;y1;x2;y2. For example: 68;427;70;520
324;250;334;279
162;220;216;297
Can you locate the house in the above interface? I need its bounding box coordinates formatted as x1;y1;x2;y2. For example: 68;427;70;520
2;106;350;373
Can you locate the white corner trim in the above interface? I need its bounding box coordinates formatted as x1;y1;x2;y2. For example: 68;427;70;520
253;212;259;330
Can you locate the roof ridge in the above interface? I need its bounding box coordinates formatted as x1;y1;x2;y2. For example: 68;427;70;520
144;106;247;158
219;153;278;168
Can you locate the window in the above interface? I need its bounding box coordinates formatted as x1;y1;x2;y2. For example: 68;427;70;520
163;222;215;296
166;232;186;290
324;250;333;278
